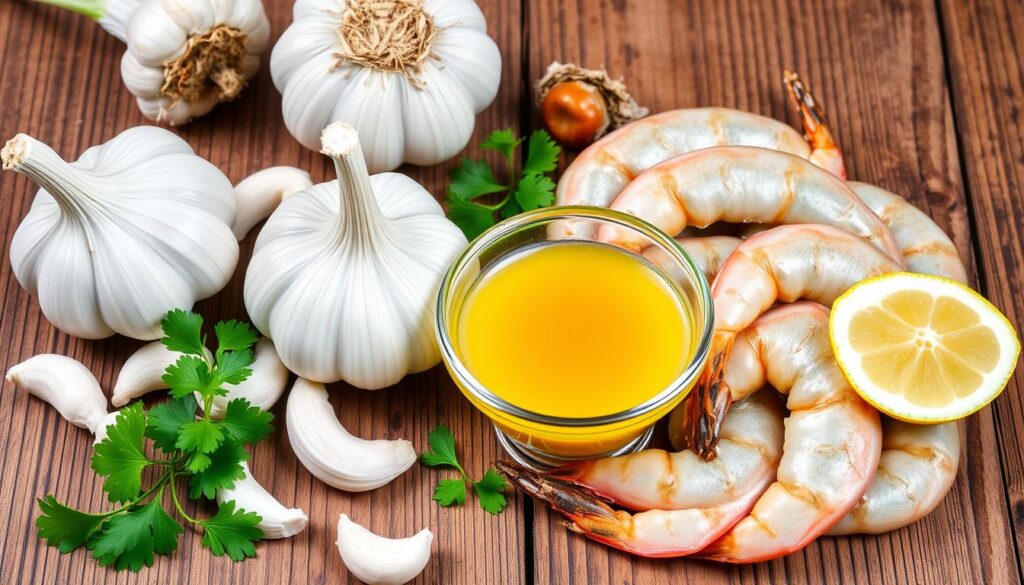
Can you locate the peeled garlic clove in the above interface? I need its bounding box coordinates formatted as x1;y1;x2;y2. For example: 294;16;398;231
286;378;416;491
112;341;213;407
207;337;289;418
216;461;308;539
6;354;109;432
232;166;313;240
336;514;432;585
93;410;122;445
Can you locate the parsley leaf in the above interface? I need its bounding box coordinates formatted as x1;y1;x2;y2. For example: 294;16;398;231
199;501;263;561
214;320;259;354
36;496;106;553
420;425;460;468
162;355;213;399
216;350;255;387
473;469;509;515
420;425;509;515
446;129;561;239
91;403;152;504
219;399;275;444
89;498;182;571
160;309;205;356
145;395;198;453
433;479;467;506
188;440;248;499
176;419;224;454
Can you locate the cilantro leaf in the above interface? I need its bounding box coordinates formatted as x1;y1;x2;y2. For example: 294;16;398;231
433;479;467;506
480;129;522;163
160;310;205;356
185;452;212;474
199;501;263;561
214;320;259;354
473;469;509;515
188;440;248;499
445;196;497;240
420;425;459;468
219;399;274;444
36;496;106;553
448;158;507;201
145;395;198;453
163;355;214;399
216;350;255;387
176;419;224;454
88;498;182;572
513;173;556;212
522;130;560;176
91;403;152;504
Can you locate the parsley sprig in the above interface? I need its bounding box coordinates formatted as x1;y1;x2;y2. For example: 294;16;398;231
445;129;561;239
421;425;508;515
36;310;273;571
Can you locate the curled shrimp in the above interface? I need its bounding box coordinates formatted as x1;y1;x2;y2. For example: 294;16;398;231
497;389;785;557
695;302;881;562
681;224;902;459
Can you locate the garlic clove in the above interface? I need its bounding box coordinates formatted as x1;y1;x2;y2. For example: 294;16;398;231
330;69;407;174
160;0;215;34
120;51;164;98
429;30;501;112
399;63;476;166
285;378;416;491
112;340;213;407
207;337;289;418
336;514;433;585
232;166;313;240
216;461;308;539
126;1;188;67
93;410;122;445
277;49;353;151
6;354;109;433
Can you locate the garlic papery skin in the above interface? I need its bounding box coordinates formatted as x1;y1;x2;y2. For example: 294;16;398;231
244;123;467;388
216;461;308;538
232;166;313;240
270;0;501;172
111;340;214;406
93;410;122;445
285;378;417;492
336;514;433;585
207;337;289;418
3;128;239;340
6;354;109;432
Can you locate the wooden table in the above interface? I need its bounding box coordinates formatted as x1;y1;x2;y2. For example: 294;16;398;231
1;0;1021;583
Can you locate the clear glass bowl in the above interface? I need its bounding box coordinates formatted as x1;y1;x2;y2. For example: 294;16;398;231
436;206;712;468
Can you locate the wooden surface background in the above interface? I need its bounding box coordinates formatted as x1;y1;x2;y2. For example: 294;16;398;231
0;0;1021;583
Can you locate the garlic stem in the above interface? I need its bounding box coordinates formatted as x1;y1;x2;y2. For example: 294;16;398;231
3;134;100;221
32;0;104;19
33;0;139;43
320;123;386;242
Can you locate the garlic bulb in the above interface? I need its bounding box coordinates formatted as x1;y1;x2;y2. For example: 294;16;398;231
285;378;417;491
336;514;433;585
244;123;467;387
232;166;313;240
3;128;238;340
216;462;308;539
270;0;502;172
48;0;270;125
6;354;109;432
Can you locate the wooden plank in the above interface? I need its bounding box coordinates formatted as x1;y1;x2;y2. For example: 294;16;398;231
0;0;526;583
524;0;1016;582
939;0;1024;582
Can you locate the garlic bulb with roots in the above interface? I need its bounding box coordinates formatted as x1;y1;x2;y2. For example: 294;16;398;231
2;127;238;340
37;0;270;125
244;122;467;388
270;0;501;172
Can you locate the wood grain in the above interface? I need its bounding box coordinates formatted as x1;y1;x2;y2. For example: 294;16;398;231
0;0;525;583
525;0;1018;583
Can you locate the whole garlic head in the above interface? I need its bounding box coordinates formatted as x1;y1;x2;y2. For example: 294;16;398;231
244;123;467;388
270;0;502;172
3;127;238;340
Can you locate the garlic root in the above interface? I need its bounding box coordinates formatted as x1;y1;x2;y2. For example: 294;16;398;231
232;166;313;240
216;461;308;539
286;378;416;491
6;354;109;432
336;514;432;585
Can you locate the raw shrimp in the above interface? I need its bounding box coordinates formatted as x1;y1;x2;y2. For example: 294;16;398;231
643;236;741;288
782;71;845;179
597;146;901;259
681;224;902;459
497;389;786;557
696;302;882;562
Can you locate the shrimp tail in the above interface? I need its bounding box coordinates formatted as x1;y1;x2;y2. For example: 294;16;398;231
686;333;735;461
783;71;847;180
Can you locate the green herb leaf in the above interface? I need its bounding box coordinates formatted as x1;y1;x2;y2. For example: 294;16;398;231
91;403;152;504
199;501;263;561
219;399;275;445
145;395;198;453
214;320;260;354
480;128;523;163
445;196;497;240
522;130;560;176
176;419;224;454
432;478;467;506
160;310;205;357
473;469;509;515
163;355;214;399
448;158;507;201
36;496;106;553
185;452;213;474
88;498;182;572
216;350;255;387
188;440;248;500
513;173;556;212
420;425;459;468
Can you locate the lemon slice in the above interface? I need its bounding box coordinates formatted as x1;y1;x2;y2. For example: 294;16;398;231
830;272;1020;422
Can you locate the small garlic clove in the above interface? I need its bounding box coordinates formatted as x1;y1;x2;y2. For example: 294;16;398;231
336;514;433;585
207;337;289;418
216;461;308;539
232;166;313;240
286;378;416;491
93;411;122;445
6;354;109;432
112;341;213;407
